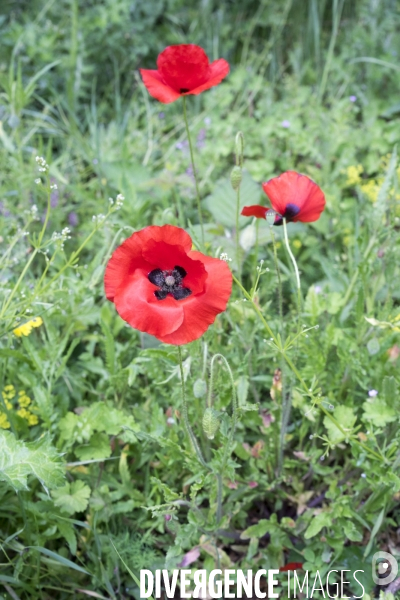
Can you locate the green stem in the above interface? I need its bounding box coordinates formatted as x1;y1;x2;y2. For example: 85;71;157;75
235;185;242;281
177;346;209;470
38;174;52;246
270;226;286;475
282;217;301;320
342;235;376;306
232;275;278;344
207;353;238;524
182;96;204;247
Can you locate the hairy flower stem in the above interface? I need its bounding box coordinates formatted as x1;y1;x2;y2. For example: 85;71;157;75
207;353;238;524
182;96;205;247
177;346;209;470
235;186;242;281
283;217;302;335
270;227;287;475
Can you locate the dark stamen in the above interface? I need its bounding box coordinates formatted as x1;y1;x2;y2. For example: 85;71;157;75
180;88;190;93
274;203;301;226
148;265;192;301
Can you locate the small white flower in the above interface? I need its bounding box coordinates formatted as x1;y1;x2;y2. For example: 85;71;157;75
35;178;41;185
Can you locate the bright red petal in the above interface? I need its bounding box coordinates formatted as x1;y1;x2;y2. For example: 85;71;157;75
161;253;232;345
241;205;269;219
186;58;230;96
139;69;181;104
157;44;210;92
104;225;193;301
262;171;325;223
114;270;184;338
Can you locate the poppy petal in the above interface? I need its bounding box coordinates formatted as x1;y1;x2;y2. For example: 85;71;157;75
139;69;181;104
241;205;270;219
157;44;210;93
161;253;232;345
105;225;193;301
186;58;230;96
114;271;184;338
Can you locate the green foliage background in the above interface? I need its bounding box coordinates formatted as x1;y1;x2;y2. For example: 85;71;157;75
1;0;400;598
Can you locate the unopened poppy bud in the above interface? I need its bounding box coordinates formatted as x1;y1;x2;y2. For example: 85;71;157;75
235;131;244;167
193;378;207;398
202;407;220;440
266;210;277;227
230;166;242;190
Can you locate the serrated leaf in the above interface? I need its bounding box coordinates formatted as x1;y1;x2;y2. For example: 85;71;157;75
151;477;180;502
304;512;332;539
324;406;356;443
362;398;396;427
0;431;64;492
75;433;112;461
52;480;91;515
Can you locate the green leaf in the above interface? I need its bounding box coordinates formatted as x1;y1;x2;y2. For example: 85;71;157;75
362;398;396;427
0;431;64;492
241;519;269;539
75;433;112;461
324;406;356;443
151;477;180;502
28;545;90;575
57;520;77;555
343;520;363;542
52;480;91;515
304;511;332;539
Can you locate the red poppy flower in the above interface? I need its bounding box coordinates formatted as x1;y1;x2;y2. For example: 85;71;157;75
104;225;232;345
241;171;326;225
140;44;229;104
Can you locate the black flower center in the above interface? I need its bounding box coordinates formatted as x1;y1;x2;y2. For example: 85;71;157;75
148;265;192;301
274;203;301;226
180;88;190;93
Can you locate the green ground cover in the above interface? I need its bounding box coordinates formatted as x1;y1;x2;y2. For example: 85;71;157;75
1;1;400;598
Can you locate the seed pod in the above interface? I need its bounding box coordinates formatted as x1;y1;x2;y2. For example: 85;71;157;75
202;407;220;440
230;166;242;190
266;210;277;227
193;378;207;398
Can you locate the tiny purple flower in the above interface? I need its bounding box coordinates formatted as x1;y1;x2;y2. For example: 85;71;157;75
92;158;99;165
158;112;165;119
68;212;79;227
314;285;322;294
281;120;291;128
368;389;378;397
204;117;211;126
349;95;357;103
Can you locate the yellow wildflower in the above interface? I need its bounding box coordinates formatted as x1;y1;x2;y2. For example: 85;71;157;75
13;316;43;337
293;240;302;249
360;180;380;203
17;408;30;419
27;414;39;426
346;164;363;186
0;413;10;429
18;394;31;408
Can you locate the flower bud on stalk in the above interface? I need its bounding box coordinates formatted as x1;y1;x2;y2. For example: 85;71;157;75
202;407;220;440
230;166;242;190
